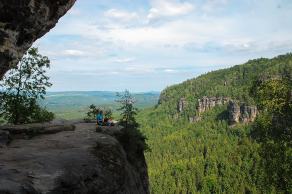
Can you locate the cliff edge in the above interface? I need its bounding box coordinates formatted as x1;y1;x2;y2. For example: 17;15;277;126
0;122;149;194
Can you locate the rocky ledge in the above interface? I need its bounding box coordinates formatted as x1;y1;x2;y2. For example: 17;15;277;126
0;122;149;194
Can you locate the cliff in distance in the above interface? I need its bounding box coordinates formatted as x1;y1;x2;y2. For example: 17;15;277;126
178;96;258;124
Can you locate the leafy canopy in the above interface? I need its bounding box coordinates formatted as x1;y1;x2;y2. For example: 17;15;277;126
251;78;292;192
0;47;54;124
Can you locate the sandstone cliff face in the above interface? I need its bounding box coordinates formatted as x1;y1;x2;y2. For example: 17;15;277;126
0;0;76;78
178;96;258;124
178;98;188;112
0;122;149;194
227;101;258;124
197;96;230;114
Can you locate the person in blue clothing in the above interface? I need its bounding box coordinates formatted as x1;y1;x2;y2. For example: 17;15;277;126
96;111;104;126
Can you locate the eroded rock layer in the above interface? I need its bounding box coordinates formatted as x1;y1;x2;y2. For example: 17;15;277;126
0;0;76;78
227;101;258;124
197;96;230;114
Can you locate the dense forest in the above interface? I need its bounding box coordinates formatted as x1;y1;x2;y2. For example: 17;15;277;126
138;53;292;193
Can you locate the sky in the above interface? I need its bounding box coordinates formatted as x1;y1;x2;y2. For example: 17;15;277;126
34;0;292;92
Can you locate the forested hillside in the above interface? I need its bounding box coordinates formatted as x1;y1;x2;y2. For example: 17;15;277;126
158;54;292;117
138;53;292;193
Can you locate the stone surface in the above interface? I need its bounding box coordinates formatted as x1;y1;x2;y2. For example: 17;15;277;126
0;0;76;78
227;101;258;124
197;96;230;114
0;123;149;194
178;97;188;112
0;129;10;147
0;122;75;139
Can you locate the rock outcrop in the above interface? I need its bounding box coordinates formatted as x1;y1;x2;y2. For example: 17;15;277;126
227;101;258;124
180;96;258;124
0;122;149;194
178;97;188;112
0;0;76;78
197;96;230;114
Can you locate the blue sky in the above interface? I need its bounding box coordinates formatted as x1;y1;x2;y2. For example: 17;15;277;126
34;0;292;92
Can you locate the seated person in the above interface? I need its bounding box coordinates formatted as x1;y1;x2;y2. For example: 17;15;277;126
106;118;111;126
104;117;109;126
96;111;104;126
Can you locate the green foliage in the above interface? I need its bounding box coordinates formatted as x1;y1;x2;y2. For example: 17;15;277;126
84;104;113;122
116;90;139;128
138;107;264;194
251;78;292;192
116;90;148;156
138;53;292;193
159;53;292;117
84;104;99;122
0;47;54;124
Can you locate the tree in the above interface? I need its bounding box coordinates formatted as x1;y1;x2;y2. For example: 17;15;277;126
104;108;113;119
84;104;99;122
116;90;139;129
116;90;148;155
251;78;292;192
0;47;54;124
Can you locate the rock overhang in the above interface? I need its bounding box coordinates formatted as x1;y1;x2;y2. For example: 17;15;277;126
0;0;76;79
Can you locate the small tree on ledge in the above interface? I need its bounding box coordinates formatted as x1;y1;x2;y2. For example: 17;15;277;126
116;90;139;129
116;90;149;156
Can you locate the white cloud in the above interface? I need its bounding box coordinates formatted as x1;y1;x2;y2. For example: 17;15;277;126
147;0;194;21
164;69;176;73
113;57;136;63
104;9;139;22
63;49;85;57
124;65;156;74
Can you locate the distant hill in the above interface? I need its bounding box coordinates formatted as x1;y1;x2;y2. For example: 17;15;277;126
41;91;160;119
138;53;292;194
158;53;292;116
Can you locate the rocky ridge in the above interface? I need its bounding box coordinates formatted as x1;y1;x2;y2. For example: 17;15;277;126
178;96;258;124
